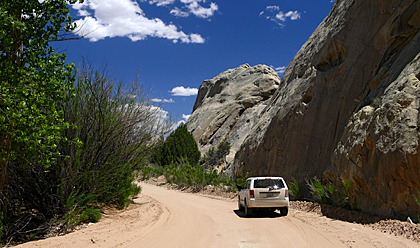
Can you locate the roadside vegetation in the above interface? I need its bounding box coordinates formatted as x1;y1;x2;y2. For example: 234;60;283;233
415;190;420;224
0;1;171;244
144;125;238;192
141;162;236;192
288;177;355;210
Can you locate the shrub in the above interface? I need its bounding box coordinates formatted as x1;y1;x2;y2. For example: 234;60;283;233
289;178;302;199
371;97;382;108
58;64;169;211
235;172;250;189
201;142;231;168
156;123;201;166
79;208;102;223
308;177;334;204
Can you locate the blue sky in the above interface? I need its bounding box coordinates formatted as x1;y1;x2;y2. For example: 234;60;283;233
58;0;335;126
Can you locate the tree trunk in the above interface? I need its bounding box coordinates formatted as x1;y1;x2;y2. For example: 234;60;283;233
0;130;11;210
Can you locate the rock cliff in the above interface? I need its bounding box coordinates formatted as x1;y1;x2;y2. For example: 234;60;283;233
186;64;280;165
233;0;420;219
188;0;420;219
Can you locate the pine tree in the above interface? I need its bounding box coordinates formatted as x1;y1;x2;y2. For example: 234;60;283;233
158;123;200;166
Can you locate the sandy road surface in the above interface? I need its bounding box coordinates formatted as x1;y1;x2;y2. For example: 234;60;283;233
16;183;419;248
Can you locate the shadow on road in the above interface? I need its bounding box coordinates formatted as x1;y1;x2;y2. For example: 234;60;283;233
233;209;284;218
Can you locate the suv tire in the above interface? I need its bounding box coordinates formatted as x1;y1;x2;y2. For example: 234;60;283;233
280;207;288;216
244;200;252;217
238;196;244;211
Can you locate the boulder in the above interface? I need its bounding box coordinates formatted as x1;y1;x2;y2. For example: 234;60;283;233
186;64;280;165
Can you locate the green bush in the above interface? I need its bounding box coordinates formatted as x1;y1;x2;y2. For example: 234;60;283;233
289;178;301;199
154;123;201;166
308;178;334;204
57;64;166;222
79;208;102;223
371;97;382;108
235;172;250;189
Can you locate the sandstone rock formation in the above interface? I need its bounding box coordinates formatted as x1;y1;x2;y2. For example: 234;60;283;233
188;0;420;219
325;52;420;219
185;0;420;221
231;0;420;219
186;64;280;165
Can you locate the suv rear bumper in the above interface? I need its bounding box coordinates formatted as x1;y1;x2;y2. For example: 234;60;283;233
248;198;289;208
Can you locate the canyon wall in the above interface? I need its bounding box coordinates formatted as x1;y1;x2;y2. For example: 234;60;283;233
188;0;420;219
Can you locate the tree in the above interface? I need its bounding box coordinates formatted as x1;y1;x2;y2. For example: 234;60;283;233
0;0;81;209
158;123;201;166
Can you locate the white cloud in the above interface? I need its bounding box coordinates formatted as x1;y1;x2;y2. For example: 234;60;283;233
170;86;198;96
152;98;175;103
185;1;218;18
171;114;190;130
164;0;218;18
262;6;302;26
266;6;280;11
284;11;301;20
170;7;190;17
144;0;218;19
190;33;205;43
71;0;205;43
148;0;175;6
270;65;286;75
152;105;170;119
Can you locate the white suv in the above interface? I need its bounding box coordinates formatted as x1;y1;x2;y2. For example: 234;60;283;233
238;177;289;217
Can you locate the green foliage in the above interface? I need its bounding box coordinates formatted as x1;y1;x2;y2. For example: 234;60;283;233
57;65;163;209
415;190;420;224
0;0;83;242
235;172;250;188
289;178;302;199
342;178;351;193
306;177;356;208
415;189;420;206
371;97;382;108
308;178;334;204
142;162;236;191
0;0;82;199
201;142;231;168
78;208;102;223
64;194;102;226
154;123;201;166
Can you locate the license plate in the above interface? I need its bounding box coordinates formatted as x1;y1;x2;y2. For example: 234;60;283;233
266;193;274;197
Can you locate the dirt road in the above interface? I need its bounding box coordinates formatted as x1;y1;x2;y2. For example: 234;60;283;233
16;183;419;247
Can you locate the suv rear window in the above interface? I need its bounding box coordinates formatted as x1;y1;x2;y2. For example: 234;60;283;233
253;179;284;189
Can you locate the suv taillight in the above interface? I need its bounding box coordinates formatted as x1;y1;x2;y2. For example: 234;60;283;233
250;190;255;198
285;189;289;198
